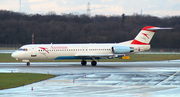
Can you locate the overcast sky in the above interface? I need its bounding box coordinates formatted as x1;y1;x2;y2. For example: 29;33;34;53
0;0;180;17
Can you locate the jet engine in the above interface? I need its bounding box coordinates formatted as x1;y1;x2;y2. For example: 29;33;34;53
112;46;134;54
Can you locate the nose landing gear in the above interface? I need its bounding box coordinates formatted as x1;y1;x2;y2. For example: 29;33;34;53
27;62;30;66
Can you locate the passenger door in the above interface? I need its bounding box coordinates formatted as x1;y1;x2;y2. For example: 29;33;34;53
31;47;37;57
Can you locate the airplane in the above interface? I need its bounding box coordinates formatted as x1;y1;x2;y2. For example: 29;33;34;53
11;26;172;66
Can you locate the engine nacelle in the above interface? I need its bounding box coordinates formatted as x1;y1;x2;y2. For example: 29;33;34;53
112;46;134;54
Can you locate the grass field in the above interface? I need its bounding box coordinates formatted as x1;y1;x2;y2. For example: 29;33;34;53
1;53;180;62
0;73;56;90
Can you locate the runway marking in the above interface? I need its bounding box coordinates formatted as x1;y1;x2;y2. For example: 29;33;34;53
156;71;180;86
171;71;180;77
164;71;180;82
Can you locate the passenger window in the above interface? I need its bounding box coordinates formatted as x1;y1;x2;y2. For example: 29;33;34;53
19;48;23;51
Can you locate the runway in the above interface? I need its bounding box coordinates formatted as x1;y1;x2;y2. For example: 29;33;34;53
0;61;180;97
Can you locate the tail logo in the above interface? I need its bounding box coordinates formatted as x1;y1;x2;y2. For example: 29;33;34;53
142;33;149;39
39;47;49;53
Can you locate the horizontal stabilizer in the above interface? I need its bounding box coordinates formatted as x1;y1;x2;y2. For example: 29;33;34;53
147;27;173;30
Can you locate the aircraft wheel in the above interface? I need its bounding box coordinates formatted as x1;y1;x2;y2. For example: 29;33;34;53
81;60;87;66
27;62;30;66
91;61;97;66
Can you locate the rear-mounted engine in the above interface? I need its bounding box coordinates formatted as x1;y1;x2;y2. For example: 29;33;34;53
112;46;134;54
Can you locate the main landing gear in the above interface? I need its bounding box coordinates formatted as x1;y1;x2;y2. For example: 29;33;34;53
81;60;97;66
81;60;87;66
91;61;97;66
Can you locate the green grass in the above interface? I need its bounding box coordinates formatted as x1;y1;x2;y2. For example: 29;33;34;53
0;73;56;90
1;53;180;62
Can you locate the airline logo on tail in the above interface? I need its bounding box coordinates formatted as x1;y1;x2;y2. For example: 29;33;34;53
131;26;172;45
142;33;149;39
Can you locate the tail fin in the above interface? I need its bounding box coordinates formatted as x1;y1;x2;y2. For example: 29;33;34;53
131;26;172;45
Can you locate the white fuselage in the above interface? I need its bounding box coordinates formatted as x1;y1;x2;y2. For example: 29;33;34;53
11;43;150;61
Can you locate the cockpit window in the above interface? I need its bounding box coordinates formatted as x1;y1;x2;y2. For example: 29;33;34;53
19;48;28;51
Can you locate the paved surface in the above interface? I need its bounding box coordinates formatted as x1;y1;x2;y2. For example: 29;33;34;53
0;60;180;97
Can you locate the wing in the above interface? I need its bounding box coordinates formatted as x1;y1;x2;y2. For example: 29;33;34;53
75;54;125;60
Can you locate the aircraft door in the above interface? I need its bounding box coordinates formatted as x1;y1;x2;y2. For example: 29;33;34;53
31;47;37;57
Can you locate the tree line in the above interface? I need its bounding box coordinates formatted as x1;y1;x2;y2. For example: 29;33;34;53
0;10;180;49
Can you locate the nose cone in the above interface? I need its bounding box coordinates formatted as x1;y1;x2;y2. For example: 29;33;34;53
11;52;18;58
